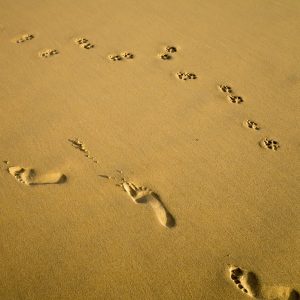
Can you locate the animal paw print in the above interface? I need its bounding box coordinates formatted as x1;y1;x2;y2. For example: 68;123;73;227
109;52;134;61
15;33;34;44
261;138;280;151
122;52;134;59
227;95;243;104
159;53;172;60
218;84;244;103
219;85;233;94
68;138;98;163
176;72;197;81
74;37;95;49
244;120;259;130
109;54;122;61
166;46;177;53
39;49;59;58
159;45;177;60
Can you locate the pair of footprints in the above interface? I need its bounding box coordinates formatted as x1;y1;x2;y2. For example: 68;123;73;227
159;45;177;60
108;52;134;61
39;49;59;58
229;265;299;300
219;85;244;104
74;37;95;49
219;85;280;151
7;165;66;185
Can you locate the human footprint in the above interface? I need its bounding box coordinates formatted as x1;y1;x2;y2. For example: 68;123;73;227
8;166;66;186
122;181;175;228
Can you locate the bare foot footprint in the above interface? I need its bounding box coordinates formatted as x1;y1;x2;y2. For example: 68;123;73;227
8;166;66;185
229;265;260;298
122;181;175;228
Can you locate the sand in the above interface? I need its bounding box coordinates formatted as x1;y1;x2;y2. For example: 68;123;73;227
0;0;299;299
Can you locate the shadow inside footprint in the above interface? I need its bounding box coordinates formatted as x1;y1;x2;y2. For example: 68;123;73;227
151;192;176;228
289;290;300;300
246;271;260;297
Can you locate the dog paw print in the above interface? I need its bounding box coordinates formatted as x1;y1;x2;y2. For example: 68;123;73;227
159;53;172;60
74;37;95;49
122;52;134;59
219;85;233;93
261;138;280;151
15;33;34;44
227;95;243;104
109;54;123;61
244;120;260;130
39;49;59;58
176;72;197;81
166;46;177;53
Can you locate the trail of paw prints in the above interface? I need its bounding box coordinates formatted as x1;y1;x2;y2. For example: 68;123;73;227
6;164;66;185
243;120;260;130
108;52;134;61
176;72;197;81
68;138;98;163
13;33;34;44
218;84;281;150
260;138;280;151
218;84;244;104
99;170;175;228
228;265;299;299
158;45;177;60
74;37;95;49
39;49;59;58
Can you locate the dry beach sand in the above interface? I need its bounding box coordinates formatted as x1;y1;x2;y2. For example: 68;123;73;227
0;0;299;299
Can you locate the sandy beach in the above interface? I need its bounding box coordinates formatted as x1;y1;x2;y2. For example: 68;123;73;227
0;0;299;299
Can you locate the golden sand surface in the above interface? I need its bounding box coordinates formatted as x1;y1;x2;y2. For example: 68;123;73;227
0;0;299;299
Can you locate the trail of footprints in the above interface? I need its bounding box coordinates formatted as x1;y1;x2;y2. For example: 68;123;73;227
12;34;196;78
218;84;280;151
8;35;293;296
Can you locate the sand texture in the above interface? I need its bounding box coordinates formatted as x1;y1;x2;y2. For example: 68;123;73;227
0;0;299;299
